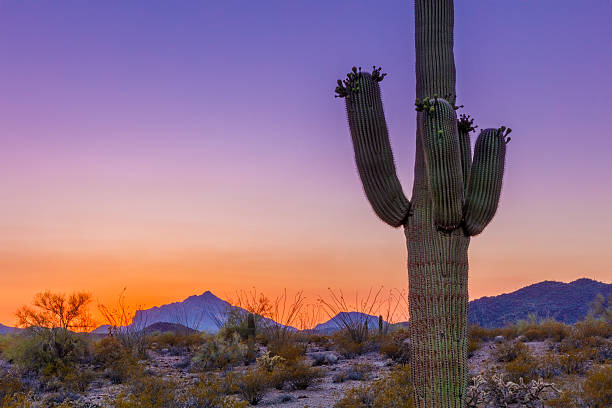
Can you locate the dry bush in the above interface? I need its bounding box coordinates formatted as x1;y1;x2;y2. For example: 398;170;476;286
93;336;140;384
467;337;481;358
573;316;612;343
334;364;413;408
468;325;502;343
224;288;272;341
546;389;582;408
305;333;332;350
378;328;410;363
534;352;563;379
268;341;305;362
16;291;95;333
505;354;539;382
296;303;323;333
332;362;373;383
98;288;149;359
466;374;559;408
268;359;323;391
558;348;590;375
582;364;612;408
3;329;90;382
180;375;248;408
0;370;30;407
112;374;178;408
521;319;571;342
494;340;529;363
331;330;370;357
255;351;285;373
235;368;269;405
191;333;247;372
147;331;206;355
262;290;305;352
319;287;385;344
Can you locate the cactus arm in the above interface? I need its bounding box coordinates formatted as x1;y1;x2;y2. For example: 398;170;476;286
418;97;463;230
457;114;477;190
415;0;456;104
462;127;510;236
339;68;411;227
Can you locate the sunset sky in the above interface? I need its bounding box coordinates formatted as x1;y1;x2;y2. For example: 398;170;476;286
1;0;611;326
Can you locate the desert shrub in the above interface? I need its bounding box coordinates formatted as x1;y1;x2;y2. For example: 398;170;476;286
3;329;89;379
255;351;285;373
180;375;248;408
310;351;338;366
467;338;480;358
269;359;323;391
234;368;269;405
1;393;36;408
505;354;539;382
534;352;563;379
332;362;373;383
546;389;582;408
573;316;612;343
192;333;247;372
558;348;590;375
466;374;559;408
582;365;612;408
93;336;139;384
335;364;413;408
520;319;571;342
306;334;332;350
332;330;371;358
112;374;178;408
468;325;502;342
147;332;206;355
493;340;529;363
595;340;612;363
267;341;305;362
0;370;29;406
378;329;410;363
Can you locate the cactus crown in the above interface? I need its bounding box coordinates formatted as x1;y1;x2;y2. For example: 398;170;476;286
334;66;363;98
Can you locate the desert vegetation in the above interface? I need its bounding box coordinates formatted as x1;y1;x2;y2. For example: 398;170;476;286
1;290;612;407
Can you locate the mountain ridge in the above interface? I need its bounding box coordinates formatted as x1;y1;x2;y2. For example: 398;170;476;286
3;278;610;332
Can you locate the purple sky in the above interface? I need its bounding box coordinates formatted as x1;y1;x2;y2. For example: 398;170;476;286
0;0;611;323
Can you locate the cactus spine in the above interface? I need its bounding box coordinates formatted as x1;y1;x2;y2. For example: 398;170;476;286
335;1;509;406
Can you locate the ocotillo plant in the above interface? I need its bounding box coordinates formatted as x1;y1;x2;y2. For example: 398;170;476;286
334;1;510;406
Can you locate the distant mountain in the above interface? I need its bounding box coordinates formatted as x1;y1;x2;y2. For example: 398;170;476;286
142;322;198;335
132;291;232;333
468;278;612;328
314;312;385;334
0;324;21;335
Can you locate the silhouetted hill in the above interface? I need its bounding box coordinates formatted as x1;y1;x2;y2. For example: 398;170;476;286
313;312;386;334
468;278;612;328
142;322;197;335
0;324;21;335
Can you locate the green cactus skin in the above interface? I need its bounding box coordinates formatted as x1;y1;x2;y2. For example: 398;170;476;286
345;71;411;227
421;98;463;229
463;128;507;236
335;1;508;406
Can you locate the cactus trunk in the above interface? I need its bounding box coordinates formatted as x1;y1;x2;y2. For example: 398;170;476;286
335;0;509;406
407;194;469;407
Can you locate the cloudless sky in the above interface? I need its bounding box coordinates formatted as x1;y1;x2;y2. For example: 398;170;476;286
1;0;611;325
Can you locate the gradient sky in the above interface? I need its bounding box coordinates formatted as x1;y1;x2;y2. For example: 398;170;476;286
1;0;611;326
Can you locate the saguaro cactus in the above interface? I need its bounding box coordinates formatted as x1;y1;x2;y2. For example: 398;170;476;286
334;1;510;406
